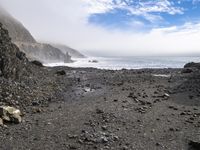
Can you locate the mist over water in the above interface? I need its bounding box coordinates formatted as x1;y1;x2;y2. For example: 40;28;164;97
44;56;200;70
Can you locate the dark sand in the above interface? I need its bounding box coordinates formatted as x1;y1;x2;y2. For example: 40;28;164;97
0;66;200;150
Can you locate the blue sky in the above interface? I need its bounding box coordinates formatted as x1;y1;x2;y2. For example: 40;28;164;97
1;0;200;56
87;0;200;31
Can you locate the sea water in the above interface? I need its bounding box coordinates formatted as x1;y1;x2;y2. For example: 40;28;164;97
44;56;200;70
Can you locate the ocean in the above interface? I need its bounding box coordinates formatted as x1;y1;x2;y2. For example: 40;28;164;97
44;56;200;70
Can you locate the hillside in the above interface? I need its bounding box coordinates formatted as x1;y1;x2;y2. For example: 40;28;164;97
52;44;85;58
0;8;72;63
0;22;28;79
15;42;72;63
0;7;35;43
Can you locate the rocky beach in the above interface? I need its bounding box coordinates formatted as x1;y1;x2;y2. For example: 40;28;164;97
0;22;200;150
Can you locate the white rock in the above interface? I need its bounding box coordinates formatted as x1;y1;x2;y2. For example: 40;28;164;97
0;106;22;124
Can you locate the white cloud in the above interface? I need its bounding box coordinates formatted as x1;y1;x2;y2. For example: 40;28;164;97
0;0;199;56
83;0;184;22
83;0;115;14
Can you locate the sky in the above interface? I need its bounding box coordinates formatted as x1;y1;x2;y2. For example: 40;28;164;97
0;0;200;56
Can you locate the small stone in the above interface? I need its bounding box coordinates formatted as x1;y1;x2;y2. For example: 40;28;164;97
164;93;170;98
189;95;194;99
156;143;161;146
0;118;3;126
101;136;108;143
96;108;104;114
56;70;66;76
101;125;107;131
121;146;128;150
68;144;77;149
113;135;119;141
68;134;78;139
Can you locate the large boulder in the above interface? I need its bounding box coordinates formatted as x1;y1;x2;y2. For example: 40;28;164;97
184;62;200;69
0;106;22;124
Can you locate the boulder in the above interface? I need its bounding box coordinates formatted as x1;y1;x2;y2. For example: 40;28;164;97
56;70;66;76
184;62;200;69
31;60;43;67
89;60;98;63
0;106;22;124
181;68;193;74
189;140;200;150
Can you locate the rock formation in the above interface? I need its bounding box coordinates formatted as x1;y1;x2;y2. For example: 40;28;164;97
0;7;73;63
0;22;28;79
52;44;85;58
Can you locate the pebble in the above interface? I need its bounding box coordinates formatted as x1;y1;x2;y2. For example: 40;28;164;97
96;108;104;114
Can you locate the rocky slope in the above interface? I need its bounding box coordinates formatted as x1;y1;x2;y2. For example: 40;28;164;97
52;44;85;58
0;22;28;79
15;42;72;63
0;7;36;43
0;22;71;112
0;8;72;63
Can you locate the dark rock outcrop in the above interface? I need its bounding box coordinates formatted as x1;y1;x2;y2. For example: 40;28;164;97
0;22;28;79
15;42;72;63
31;60;43;67
52;44;85;58
0;22;66;112
184;62;200;69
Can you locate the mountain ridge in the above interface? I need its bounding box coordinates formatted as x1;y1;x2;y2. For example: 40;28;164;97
0;7;84;63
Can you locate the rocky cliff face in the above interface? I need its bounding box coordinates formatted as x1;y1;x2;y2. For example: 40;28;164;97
15;42;72;63
0;7;36;43
0;8;72;63
0;22;28;79
52;44;85;58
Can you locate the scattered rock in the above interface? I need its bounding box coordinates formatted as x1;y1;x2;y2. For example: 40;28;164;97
89;60;98;63
100;136;108;143
121;146;129;150
188;140;200;150
96;108;104;114
31;60;43;67
181;68;193;74
101;125;107;131
113;99;118;102
56;70;66;76
164;93;170;98
0;118;3;126
68;144;78;149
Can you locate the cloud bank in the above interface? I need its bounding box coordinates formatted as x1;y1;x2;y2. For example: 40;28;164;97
0;0;200;56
